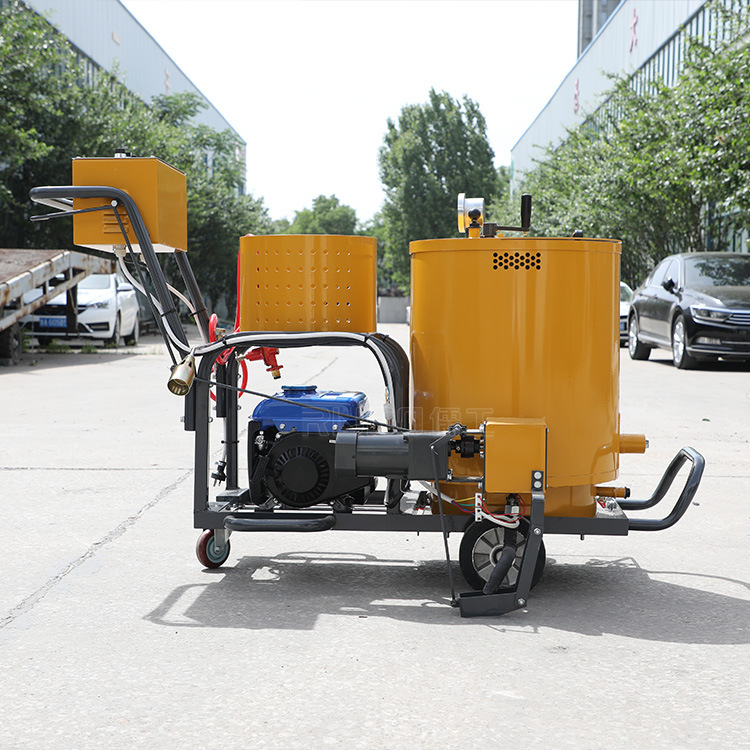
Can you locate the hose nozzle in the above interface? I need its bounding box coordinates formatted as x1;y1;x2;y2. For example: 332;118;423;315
167;353;196;396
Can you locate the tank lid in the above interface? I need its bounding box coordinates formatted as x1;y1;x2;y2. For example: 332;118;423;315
281;385;317;395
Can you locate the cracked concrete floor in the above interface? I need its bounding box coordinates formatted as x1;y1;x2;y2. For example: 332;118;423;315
0;327;748;750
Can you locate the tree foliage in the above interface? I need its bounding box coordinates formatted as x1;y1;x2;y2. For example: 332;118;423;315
521;3;750;286
378;89;499;290
285;194;357;235
0;1;270;310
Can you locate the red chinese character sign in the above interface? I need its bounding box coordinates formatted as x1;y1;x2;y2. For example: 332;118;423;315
630;7;638;52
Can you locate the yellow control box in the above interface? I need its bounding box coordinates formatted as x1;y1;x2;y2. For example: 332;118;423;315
484;418;548;495
72;157;187;253
238;234;377;332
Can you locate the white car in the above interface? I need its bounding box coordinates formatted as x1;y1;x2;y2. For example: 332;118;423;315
23;273;139;346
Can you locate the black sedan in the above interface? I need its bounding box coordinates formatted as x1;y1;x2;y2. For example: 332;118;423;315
628;252;750;368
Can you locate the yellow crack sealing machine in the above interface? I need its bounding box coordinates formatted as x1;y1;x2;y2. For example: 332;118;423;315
30;156;704;617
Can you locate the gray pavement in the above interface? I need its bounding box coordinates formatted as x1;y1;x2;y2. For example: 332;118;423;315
0;327;748;749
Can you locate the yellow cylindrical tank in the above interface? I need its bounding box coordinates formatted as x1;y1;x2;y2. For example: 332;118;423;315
410;236;622;517
238;235;377;333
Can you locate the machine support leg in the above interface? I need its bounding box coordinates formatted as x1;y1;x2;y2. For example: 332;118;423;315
513;491;545;607
458;487;545;618
224;357;239;491
193;354;216;519
212;528;231;552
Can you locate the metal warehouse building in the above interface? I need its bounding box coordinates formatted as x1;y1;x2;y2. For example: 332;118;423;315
513;0;713;186
21;0;243;153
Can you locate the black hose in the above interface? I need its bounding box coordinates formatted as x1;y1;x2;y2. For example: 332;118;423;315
194;374;409;433
482;543;517;595
224;515;336;532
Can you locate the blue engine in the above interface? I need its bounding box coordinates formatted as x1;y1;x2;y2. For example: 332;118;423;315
252;385;371;432
249;385;374;509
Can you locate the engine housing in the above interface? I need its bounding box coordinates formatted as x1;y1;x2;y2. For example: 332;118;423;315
249;385;374;508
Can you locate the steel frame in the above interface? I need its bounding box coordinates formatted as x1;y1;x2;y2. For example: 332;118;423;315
28;184;706;619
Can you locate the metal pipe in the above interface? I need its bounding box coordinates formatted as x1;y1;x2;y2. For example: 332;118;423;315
623;447;705;531
175;250;211;343
482;544;517;595
30;186;189;349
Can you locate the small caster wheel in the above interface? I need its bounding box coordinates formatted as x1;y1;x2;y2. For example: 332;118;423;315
196;529;231;569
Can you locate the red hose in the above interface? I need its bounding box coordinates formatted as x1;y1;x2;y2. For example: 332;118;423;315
208;244;280;401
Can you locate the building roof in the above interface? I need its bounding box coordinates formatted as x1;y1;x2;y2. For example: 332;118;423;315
23;0;243;142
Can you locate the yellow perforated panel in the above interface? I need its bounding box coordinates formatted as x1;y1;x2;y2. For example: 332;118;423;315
238;234;377;332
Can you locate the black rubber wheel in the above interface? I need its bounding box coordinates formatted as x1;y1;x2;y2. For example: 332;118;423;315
672;314;698;369
628;313;651;360
460;518;546;592
0;323;22;365
125;313;139;346
196;529;231;569
107;313;122;347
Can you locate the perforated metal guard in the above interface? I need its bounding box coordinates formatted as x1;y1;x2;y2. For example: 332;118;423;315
238;235;377;332
492;251;542;271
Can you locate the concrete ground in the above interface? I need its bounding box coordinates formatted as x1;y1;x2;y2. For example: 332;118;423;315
0;326;748;749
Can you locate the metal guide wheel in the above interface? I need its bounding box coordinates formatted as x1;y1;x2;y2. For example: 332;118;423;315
459;518;546;591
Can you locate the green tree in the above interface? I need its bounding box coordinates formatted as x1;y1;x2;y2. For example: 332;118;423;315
144;94;272;308
359;212;400;295
488;164;518;226
0;0;89;248
285;195;357;235
378;89;499;289
269;217;291;234
520;2;750;286
0;2;270;312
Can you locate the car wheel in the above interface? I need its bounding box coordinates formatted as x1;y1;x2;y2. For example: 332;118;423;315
628;314;651;360
125;313;140;347
107;313;122;347
672;314;698;369
0;323;22;365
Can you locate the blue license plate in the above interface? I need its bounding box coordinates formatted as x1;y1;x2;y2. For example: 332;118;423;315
40;316;67;328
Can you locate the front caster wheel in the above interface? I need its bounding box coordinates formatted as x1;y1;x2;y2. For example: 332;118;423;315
459;518;546;591
196;529;231;569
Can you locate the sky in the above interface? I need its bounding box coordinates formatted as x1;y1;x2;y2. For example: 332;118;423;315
120;0;579;223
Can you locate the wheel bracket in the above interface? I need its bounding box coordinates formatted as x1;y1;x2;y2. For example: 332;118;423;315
458;489;545;617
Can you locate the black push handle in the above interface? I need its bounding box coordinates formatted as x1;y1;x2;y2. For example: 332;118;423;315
621;446;705;531
520;193;532;232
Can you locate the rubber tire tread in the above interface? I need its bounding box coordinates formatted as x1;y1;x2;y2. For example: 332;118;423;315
459;518;546;592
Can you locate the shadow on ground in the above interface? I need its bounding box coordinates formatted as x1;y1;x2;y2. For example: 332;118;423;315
647;354;750;371
145;552;749;642
0;336;166;372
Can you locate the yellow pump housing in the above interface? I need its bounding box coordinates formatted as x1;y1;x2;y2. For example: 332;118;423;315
410;236;625;517
72;156;187;253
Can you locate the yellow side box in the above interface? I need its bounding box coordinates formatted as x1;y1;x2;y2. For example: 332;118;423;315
238;234;377;333
483;418;548;495
72;157;187;253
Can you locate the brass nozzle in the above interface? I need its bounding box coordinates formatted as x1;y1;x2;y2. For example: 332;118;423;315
270;368;282;379
594;486;631;499
167;354;196;396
